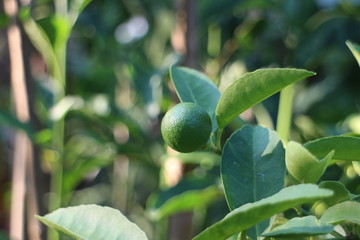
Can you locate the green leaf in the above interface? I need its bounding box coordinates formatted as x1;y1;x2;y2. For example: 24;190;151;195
304;136;360;161
318;181;352;207
221;125;285;238
286;141;334;183
215;68;315;129
148;186;221;220
262;216;334;237
36;204;148;240
320;201;360;225
346;40;360;67
193;184;333;240
69;0;93;26
170;66;221;131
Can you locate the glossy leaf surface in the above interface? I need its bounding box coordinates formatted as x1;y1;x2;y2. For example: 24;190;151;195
221;125;285;238
193;184;333;240
36;204;148;240
215;68;315;129
262;216;333;237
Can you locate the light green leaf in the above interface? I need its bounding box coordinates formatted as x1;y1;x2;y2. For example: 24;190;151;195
36;204;148;240
318;181;352;207
320;201;360;225
148;186;221;220
221;125;285;239
23;18;62;82
193;184;333;240
69;0;93;26
304;136;360;161
215;68;315;129
346;40;360;67
170;66;221;131
286;141;334;183
262;216;334;237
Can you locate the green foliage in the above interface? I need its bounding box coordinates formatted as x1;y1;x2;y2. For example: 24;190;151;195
3;0;360;239
262;216;334;238
286;141;334;183
36;205;148;240
320;201;360;225
215;68;315;129
304;136;360;161
193;184;333;240
221;125;285;239
170;66;221;132
148;185;221;221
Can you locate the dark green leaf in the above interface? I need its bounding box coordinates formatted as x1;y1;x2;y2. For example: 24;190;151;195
149;186;222;220
170;66;221;131
320;201;360;225
215;68;315;129
262;216;334;237
36;205;148;240
286;141;334;183
221;125;285;238
193;184;333;240
304;136;360;161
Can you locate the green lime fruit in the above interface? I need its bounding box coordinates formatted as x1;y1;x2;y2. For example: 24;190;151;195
161;102;212;153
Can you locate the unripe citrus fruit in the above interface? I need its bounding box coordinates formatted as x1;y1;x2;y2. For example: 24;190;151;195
161;102;212;153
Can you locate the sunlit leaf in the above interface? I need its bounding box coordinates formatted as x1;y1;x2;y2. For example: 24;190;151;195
346;40;360;67
215;68;315;129
286;141;334;183
320;201;360;225
36;205;148;240
193;184;333;240
304;136;360;161
262;216;333;237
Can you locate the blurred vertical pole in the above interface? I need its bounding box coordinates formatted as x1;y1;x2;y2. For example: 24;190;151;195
3;0;40;239
183;0;198;69
169;0;198;239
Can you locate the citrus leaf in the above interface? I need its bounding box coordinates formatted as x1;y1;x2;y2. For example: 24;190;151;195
318;181;352;207
36;204;148;240
170;66;221;131
286;141;334;183
148;186;221;220
262;216;334;237
193;184;333;240
23;18;61;81
215;68;315;129
304;136;360;161
221;125;285;238
346;40;360;67
320;201;360;225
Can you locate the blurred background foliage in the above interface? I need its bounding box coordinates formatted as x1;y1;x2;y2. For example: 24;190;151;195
1;0;360;239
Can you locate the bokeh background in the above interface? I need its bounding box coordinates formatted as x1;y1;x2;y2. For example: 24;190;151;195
1;0;360;239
